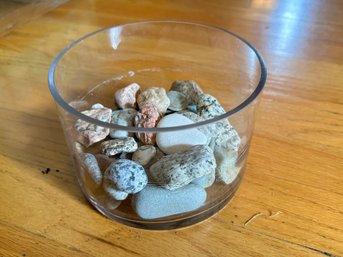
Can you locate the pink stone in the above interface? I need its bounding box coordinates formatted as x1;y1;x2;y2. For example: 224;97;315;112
114;83;140;109
75;107;112;147
134;103;160;145
137;87;170;114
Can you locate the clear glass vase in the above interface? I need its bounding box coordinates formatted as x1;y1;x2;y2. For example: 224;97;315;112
48;21;266;230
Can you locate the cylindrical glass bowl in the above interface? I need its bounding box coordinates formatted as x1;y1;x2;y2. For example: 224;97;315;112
48;21;266;230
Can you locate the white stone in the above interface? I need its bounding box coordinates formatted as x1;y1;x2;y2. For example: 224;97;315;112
156;113;207;154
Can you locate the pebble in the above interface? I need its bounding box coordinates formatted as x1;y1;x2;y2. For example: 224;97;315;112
196;93;226;121
96;194;121;210
213;150;240;184
192;171;216;188
132;184;207;219
187;103;197;113
104;159;148;194
132;145;156;166
150;145;216;190
110;109;137;138
137;87;170;114
179;111;212;144
101;137;138;156
75;107;112;147
134;103;160;145
80;153;102;186
156;113;207;154
170;80;203;103
103;179;129;200
91;103;104;109
167;91;188;111
114;83;140;109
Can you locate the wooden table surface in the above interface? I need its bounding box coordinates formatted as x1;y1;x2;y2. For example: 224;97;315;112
1;0;343;256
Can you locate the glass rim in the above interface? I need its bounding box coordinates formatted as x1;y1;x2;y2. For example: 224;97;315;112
48;20;267;133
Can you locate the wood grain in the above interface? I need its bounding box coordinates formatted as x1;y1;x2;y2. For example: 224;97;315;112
0;0;342;256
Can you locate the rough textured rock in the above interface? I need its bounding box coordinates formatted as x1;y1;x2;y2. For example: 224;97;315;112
134;103;160;145
114;83;140;109
101;137;138;156
132;145;156;166
149;145;216;190
110;108;137;138
80;153;102;186
156;113;207;154
167;91;188;111
170;80;203;103
75;107;112;147
132;184;207;219
137;87;170;114
104;159;148;194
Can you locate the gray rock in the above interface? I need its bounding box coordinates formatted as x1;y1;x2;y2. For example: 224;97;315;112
132;184;207;219
104;159;148;194
110;109;137;138
170;80;203;103
167;91;188;111
214;150;240;184
132;145;156;166
196;93;226;120
103;179;129;200
101;137;138;156
156;113;207;154
149;145;216;190
192;170;216;188
80;153;102;186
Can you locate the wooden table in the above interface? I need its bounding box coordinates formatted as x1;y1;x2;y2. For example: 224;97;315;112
1;0;342;256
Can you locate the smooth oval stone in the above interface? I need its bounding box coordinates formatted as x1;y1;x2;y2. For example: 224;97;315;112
167;91;188;111
104;159;147;194
80;153;102;186
132;145;156;166
132;184;207;219
150;145;216;190
156;113;207;154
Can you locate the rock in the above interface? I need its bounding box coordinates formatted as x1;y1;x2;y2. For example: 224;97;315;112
192;171;215;188
114;83;141;109
170;80;203;103
179;111;212;144
149;145;216;190
101;137;138;156
103;179;129;200
80;153;102;186
94;154;115;172
91;103;104;109
167;91;188;111
110;109;137;138
75;107;112;147
134;103;160;145
119;152;132;160
97;194;121;210
104;159;148;194
214;150;240;184
69;100;88;110
156;113;207;154
137;87;170;114
132;145;156;166
187;103;197;113
132;184;207;219
210;123;241;152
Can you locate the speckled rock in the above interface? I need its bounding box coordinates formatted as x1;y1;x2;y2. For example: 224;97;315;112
156;113;207;154
167;91;188;111
137;87;170;114
150;145;216;190
101;137;138;156
114;83;140;109
103;179;129;200
132;145;156;166
192;170;216;188
104;159;148;194
170;80;203;103
80;153;102;186
75;107;112;147
134;103;160;145
179;111;212;144
196;93;226;121
132;184;207;219
210;123;241;152
110;109;137;138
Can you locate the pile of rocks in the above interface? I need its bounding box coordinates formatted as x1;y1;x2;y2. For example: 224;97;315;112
75;80;241;219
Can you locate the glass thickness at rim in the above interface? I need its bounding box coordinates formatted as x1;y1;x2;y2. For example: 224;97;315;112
48;20;267;133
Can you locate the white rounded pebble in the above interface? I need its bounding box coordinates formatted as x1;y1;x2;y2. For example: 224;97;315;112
156;113;207;154
91;103;104;109
132;184;207;219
